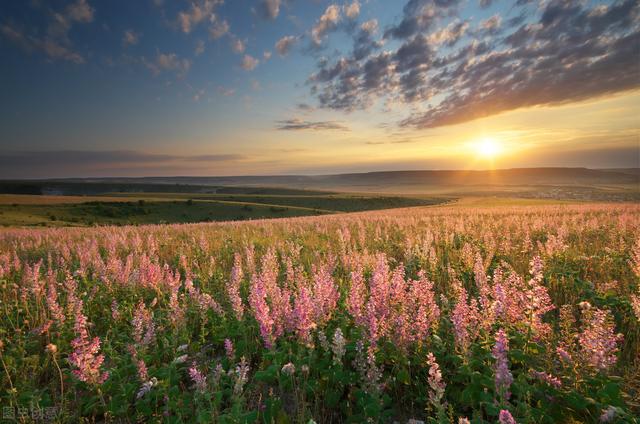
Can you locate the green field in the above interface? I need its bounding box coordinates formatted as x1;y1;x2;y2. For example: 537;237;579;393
0;193;449;227
104;192;450;212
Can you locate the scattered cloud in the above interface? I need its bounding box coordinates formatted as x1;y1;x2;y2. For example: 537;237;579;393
240;54;259;71
428;20;468;46
231;37;246;54
385;0;462;40
275;35;298;56
122;29;139;47
145;52;192;76
194;39;205;55
479;0;493;9
67;0;95;24
0;0;96;64
217;86;235;96
352;19;382;60
192;89;206;101
477;14;501;36
257;0;281;20
276;118;350;131
209;15;229;39
309;0;640;129
297;103;315;112
177;0;221;33
344;1;361;19
311;5;341;45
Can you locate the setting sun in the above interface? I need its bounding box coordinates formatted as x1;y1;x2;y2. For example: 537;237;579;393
476;137;502;158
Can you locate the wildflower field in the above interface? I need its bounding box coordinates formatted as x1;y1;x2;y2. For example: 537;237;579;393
0;202;639;423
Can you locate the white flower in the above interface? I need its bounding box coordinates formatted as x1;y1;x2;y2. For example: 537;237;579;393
281;362;296;376
173;354;188;364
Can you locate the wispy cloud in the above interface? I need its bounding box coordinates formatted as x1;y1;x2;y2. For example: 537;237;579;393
0;150;246;168
275;118;350;131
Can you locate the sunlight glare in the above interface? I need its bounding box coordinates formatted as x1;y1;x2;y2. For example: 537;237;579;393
475;137;502;158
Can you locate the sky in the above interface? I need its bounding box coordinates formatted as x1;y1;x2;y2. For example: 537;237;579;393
0;0;638;178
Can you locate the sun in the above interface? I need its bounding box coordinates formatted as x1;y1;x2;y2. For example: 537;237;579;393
475;137;502;158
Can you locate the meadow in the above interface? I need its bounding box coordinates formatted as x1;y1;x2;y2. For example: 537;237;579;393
0;193;447;227
0;202;639;423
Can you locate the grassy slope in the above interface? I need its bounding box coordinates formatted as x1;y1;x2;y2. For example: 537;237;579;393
0;200;329;227
0;193;450;227
102;192;449;212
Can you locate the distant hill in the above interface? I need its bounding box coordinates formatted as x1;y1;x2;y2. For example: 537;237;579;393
1;168;638;199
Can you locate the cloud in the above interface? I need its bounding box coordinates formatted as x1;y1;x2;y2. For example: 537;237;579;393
311;5;341;45
122;29;139;47
427;19;468;46
182;154;246;162
257;0;281;20
144;52;192;76
177;0;221;33
365;139;418;145
192;89;206;102
0;22;85;64
0;150;245;168
209;15;229;39
231;38;245;54
476;14;501;36
385;0;462;40
67;0;95;23
275;35;298;56
309;0;640;130
0;150;252;178
403;0;640;128
479;0;493;9
344;1;361;19
352;19;382;60
240;54;259;71
297;103;315;112
275;118;350;131
195;39;205;55
217;86;235;96
0;0;95;64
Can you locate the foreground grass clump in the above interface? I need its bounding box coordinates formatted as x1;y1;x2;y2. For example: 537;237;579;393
0;203;638;423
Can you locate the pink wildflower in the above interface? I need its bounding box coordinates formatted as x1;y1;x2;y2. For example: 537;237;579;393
492;329;513;400
498;409;517;424
228;253;245;320
132;300;156;347
224;338;235;360
530;370;562;388
68;301;108;385
578;305;623;371
189;363;207;392
451;287;479;353
292;286;315;343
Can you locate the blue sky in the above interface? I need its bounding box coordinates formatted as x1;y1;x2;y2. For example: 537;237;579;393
0;0;638;177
